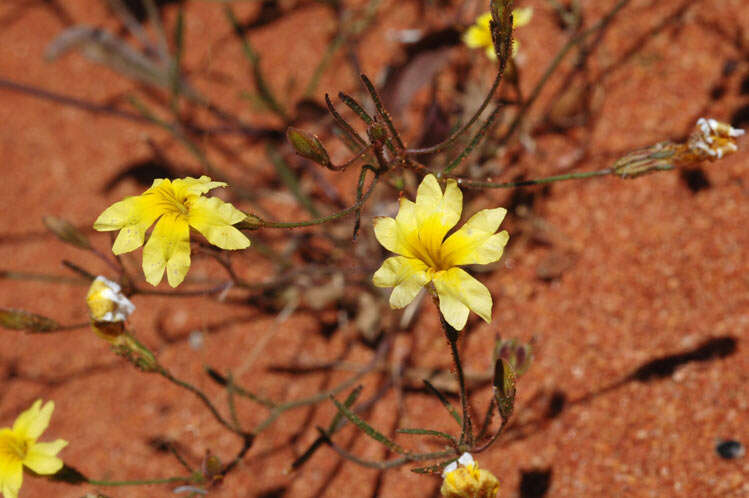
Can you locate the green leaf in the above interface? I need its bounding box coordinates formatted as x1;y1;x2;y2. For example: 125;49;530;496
396;428;456;444
330;394;409;455
43;216;91;250
0;308;60;333
423;379;462;427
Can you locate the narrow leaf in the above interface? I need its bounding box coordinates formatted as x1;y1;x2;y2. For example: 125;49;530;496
423;379;462;427
396;428;456;444
330;394;409;455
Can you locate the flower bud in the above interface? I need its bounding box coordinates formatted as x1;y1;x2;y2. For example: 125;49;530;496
287;127;330;167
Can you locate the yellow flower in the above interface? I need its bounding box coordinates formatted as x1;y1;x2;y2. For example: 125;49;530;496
94;176;250;287
86;276;135;342
463;7;533;60
372;174;509;330
0;400;67;498
441;453;500;498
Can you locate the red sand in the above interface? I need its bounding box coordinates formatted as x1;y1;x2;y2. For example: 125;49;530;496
1;0;747;497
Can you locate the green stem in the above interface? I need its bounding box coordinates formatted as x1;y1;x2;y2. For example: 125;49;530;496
157;367;251;438
251;171;379;228
440;316;472;446
453;168;613;189
87;476;192;487
497;0;631;145
405;54;505;156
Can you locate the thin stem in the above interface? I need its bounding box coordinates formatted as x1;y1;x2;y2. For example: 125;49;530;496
250;171;379;228
443;102;502;174
360;74;405;150
157;367;251;439
323;436;455;470
452;168;613;189
405;62;505;156
497;0;631;145
88;476;192;487
325;93;368;148
439;315;472;446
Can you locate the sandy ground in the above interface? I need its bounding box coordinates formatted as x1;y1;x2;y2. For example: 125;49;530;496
1;0;748;497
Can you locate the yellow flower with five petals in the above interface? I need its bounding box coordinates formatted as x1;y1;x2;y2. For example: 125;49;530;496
0;400;67;498
372;174;509;330
94;176;250;287
463;7;533;60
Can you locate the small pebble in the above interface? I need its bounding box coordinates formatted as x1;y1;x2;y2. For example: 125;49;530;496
188;330;204;350
716;440;745;459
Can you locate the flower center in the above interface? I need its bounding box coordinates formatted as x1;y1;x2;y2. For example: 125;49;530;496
0;433;28;462
152;184;191;217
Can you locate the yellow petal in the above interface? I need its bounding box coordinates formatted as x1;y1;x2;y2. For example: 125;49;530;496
142;214;191;287
373;216;399;253
485;45;498;61
441;208;509;266
433;268;492;330
373;256;430;309
0;457;22;498
512;7;533;27
188;197;250;250
12;400;53;440
476;12;492;30
463;24;491;49
373;198;422;258
23;440;67;475
511;39;520;57
414;175;462;258
173;176;227;198
94;196;162;255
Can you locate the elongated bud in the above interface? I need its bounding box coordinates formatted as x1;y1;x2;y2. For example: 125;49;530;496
490;0;514;62
43;216;91;249
0;308;60;333
287;127;330;167
493;358;516;420
237;214;263;230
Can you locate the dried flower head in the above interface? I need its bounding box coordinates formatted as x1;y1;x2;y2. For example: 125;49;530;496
86;276;135;342
94;176;250;287
463;7;533;60
687;118;744;161
0;400;67;498
373;174;509;330
613;118;744;178
441;453;500;498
